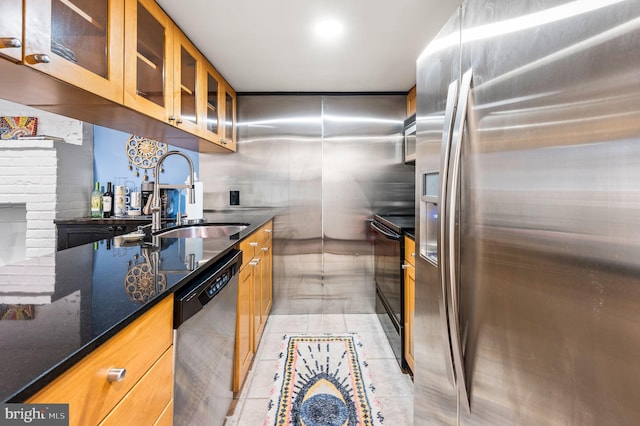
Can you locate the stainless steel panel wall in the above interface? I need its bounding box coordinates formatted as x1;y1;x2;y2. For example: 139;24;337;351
322;96;410;313
414;8;461;425
456;0;640;424
200;95;324;314
200;95;412;315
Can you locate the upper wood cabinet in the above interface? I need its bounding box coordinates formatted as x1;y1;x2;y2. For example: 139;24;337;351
123;0;173;122
198;56;238;151
407;85;416;117
221;82;237;149
22;0;125;104
0;0;23;62
172;26;202;135
124;0;233;151
0;0;236;152
199;61;222;142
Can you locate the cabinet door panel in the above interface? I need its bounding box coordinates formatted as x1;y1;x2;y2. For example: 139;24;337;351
404;263;415;373
261;239;272;321
124;0;173;121
220;83;236;149
252;249;265;350
234;265;253;392
23;0;124;103
0;0;23;62
173;28;201;135
199;61;221;143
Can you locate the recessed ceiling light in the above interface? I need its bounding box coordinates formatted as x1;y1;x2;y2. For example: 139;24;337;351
314;19;344;39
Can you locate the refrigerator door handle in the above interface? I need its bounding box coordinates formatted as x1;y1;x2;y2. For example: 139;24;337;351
447;68;473;413
438;79;460;388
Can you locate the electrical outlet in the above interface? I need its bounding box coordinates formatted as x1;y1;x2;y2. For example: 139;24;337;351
230;190;240;206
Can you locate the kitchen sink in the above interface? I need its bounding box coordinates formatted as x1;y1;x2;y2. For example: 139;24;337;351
155;223;249;239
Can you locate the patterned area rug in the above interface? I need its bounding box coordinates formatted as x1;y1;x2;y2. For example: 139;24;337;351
265;334;384;426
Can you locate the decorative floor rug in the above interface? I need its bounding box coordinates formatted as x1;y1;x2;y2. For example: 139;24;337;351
265;334;384;426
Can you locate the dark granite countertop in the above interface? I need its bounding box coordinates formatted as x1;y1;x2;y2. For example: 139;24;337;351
1;211;273;402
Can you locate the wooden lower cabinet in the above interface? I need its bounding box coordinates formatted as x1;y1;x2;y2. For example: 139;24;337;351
234;220;273;392
27;296;174;426
404;236;415;373
234;261;255;392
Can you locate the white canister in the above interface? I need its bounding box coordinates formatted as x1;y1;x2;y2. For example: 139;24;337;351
114;185;130;217
127;191;142;216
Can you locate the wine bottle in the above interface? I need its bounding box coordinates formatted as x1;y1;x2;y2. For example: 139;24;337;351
90;181;102;218
102;182;113;218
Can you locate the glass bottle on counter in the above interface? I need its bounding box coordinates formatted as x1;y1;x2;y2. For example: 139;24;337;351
90;181;103;218
102;182;113;218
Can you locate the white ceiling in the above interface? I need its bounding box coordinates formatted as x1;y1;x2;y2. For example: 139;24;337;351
156;0;461;93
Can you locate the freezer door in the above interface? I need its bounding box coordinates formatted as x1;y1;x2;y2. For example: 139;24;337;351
457;0;640;424
414;7;461;425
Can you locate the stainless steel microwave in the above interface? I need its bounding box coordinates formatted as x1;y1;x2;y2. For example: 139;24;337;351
404;114;416;163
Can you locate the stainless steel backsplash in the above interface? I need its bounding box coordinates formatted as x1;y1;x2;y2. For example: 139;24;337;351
199;95;414;314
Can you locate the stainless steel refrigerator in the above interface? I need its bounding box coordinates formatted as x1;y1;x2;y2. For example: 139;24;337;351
414;0;640;424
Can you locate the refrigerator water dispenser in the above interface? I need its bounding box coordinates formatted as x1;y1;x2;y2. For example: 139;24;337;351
420;172;439;265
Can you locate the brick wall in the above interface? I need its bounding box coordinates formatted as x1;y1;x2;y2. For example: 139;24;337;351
0;99;93;261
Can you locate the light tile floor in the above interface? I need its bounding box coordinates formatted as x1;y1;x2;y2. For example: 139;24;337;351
226;314;414;425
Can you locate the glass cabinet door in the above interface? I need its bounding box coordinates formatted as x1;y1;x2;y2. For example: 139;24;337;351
23;0;124;103
0;0;23;62
172;28;200;135
200;61;221;141
124;0;172;122
221;83;236;149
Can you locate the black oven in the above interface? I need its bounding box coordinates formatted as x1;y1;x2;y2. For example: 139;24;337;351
371;214;414;372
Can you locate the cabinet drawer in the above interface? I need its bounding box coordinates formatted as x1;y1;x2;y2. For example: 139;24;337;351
404;236;416;266
100;347;173;426
239;221;272;268
262;220;273;241
27;296;173;426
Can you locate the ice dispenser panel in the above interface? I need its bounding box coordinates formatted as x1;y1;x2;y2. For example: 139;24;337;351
420;172;438;265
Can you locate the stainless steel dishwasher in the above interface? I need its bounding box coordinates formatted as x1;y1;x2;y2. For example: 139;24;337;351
173;249;242;426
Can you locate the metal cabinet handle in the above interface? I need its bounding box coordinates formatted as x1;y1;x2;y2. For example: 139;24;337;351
30;54;51;64
262;247;269;252
411;252;416;257
447;68;473;413
219;138;227;145
0;37;21;48
438;79;459;389
264;229;272;233
249;242;259;247
249;259;260;266
177;118;183;124
106;368;126;383
168;115;176;122
402;263;413;270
